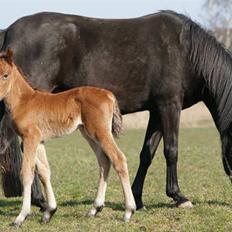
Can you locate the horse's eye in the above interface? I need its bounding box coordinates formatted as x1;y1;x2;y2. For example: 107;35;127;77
3;74;8;80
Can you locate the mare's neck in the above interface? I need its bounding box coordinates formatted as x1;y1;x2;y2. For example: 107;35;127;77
4;65;35;111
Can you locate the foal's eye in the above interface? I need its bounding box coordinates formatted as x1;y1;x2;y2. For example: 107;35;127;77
2;74;8;80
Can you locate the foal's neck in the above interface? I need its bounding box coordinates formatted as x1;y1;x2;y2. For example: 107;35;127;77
4;65;35;111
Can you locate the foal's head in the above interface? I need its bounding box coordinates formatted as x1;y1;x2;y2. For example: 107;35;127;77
0;49;14;100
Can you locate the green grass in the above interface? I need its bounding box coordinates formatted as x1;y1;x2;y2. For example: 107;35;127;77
1;128;232;231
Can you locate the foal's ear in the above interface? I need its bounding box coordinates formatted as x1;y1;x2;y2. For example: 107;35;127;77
0;48;13;65
5;48;13;65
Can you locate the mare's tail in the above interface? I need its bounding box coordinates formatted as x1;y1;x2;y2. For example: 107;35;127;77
1;136;22;197
112;98;123;137
0;109;22;197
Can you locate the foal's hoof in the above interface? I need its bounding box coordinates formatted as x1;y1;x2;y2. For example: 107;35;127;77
87;205;104;217
177;201;193;209
123;209;135;222
10;221;21;228
41;207;57;224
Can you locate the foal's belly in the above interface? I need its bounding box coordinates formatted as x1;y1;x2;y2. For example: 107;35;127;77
41;117;82;140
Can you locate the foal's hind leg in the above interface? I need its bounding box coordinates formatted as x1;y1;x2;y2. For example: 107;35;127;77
94;132;136;221
158;99;193;208
81;129;111;216
36;144;57;223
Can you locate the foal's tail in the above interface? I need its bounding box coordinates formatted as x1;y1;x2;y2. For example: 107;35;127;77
112;98;123;137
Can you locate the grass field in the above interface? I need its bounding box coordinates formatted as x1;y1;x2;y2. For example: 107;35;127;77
1;128;232;231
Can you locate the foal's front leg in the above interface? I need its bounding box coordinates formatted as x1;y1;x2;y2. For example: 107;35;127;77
12;137;39;227
36;144;57;223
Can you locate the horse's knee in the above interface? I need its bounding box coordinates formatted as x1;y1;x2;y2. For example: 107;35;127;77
164;146;178;164
113;155;128;177
140;151;152;167
20;165;35;185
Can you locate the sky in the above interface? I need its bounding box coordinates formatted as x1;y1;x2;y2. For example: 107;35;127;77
0;0;206;29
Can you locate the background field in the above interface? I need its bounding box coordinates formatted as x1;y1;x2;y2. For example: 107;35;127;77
123;102;214;129
1;128;232;232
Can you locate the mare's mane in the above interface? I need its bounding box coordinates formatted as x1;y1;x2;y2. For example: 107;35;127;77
163;10;232;132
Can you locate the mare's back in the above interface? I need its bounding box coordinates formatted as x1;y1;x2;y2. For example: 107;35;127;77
2;11;188;113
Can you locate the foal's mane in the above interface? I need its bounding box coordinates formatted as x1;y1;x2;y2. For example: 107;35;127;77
13;61;42;91
163;11;232;132
0;52;38;91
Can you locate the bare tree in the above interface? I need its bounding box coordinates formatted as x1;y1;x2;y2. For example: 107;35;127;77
204;0;232;49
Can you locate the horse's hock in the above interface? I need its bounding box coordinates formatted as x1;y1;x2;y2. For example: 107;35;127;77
123;102;213;129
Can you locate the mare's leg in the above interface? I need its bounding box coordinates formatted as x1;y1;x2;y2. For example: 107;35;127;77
158;99;193;208
12;136;40;227
91;130;136;221
36;144;57;223
81;129;111;216
132;111;162;209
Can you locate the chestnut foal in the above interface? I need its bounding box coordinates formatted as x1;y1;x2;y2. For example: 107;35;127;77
0;50;136;226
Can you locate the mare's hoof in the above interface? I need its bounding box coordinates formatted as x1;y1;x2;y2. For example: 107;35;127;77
177;201;193;208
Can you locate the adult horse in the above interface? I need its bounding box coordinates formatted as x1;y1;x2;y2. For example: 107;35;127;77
0;10;232;211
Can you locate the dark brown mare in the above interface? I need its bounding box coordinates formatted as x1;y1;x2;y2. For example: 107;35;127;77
1;10;232;211
0;50;136;226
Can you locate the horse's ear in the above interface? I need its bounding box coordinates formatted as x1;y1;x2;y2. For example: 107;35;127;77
5;48;13;65
0;48;13;65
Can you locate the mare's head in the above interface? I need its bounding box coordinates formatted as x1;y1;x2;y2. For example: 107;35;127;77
0;49;14;100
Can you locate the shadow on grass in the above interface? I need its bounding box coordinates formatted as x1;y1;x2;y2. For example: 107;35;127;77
193;199;232;208
144;202;175;210
60;199;125;211
60;199;175;211
146;199;232;209
60;199;92;207
0;199;21;216
0;199;21;207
